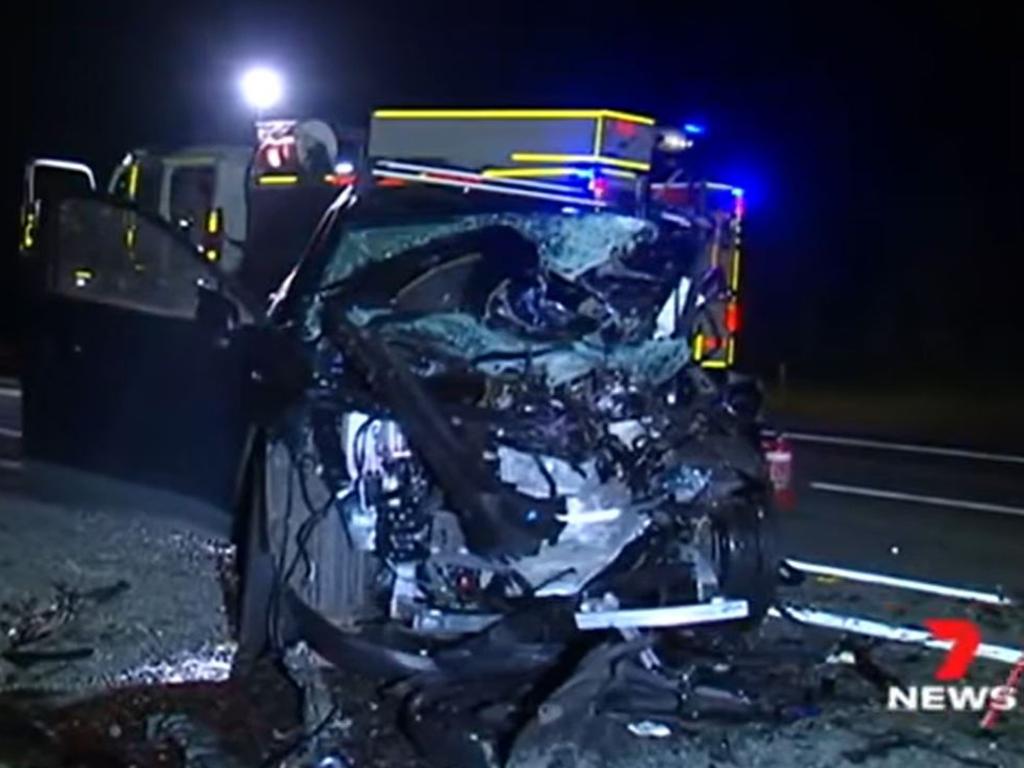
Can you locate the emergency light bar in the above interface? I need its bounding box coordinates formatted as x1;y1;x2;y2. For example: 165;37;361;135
252;118;362;189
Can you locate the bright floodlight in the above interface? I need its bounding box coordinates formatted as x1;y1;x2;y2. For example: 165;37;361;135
240;67;283;111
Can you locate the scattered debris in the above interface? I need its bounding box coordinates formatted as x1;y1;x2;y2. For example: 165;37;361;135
116;642;237;685
626;720;672;738
2;492;1022;767
1;584;79;649
1;579;130;653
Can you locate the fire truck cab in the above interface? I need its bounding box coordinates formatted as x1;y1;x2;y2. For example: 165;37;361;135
105;146;251;274
21;118;362;300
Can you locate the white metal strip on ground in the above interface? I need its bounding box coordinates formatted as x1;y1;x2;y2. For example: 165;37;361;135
0;427;22;439
0;387;20;399
576;599;749;630
810;481;1024;518
769;606;1023;666
785;559;1013;606
782;431;1024;465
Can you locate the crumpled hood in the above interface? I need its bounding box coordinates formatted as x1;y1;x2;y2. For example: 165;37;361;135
315;211;700;389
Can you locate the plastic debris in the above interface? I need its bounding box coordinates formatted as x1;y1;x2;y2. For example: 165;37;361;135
626;720;672;738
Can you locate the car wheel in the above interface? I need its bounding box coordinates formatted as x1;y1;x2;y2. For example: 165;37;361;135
711;497;778;622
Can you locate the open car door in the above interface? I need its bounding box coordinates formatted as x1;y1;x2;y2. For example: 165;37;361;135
20;164;258;532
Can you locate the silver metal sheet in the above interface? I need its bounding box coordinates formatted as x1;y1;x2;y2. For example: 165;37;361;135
575;598;749;630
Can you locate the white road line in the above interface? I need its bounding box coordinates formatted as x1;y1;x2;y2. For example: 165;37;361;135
810;481;1024;518
0;427;21;439
782;431;1024;465
0;387;21;399
784;558;1013;605
0;459;22;472
769;606;1023;666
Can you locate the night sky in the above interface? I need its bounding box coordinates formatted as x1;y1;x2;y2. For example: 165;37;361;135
10;2;1022;385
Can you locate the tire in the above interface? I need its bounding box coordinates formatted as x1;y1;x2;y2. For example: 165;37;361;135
234;434;279;669
712;496;778;623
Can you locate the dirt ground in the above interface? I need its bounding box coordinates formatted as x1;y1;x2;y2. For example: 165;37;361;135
0;490;1021;767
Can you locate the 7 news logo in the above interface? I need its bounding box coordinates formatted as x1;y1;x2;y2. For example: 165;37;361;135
886;619;1022;717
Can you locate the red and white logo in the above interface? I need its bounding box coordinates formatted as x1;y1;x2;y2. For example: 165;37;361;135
886;618;1021;727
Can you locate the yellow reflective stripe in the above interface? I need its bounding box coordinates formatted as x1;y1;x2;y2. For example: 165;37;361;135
731;247;741;291
727;337;736;366
125;225;137;249
21;213;36;249
483;167;586;178
702;359;728;369
258;175;299;186
694;333;704;361
510;153;650;171
205;248;219;263
600;167;638;179
127;163;140;200
206;209;220;235
599;110;656;125
593;115;605;156
374;109;655;125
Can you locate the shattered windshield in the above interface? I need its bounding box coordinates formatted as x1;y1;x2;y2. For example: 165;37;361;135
319;211;659;285
308;207;701;388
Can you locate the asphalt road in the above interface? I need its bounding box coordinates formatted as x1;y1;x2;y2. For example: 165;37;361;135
2;378;1023;765
779;432;1024;596
0;379;21;478
2;377;1023;595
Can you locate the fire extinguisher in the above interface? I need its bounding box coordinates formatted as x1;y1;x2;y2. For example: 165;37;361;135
762;433;795;510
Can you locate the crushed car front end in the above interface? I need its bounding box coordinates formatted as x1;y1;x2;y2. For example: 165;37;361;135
252;168;776;686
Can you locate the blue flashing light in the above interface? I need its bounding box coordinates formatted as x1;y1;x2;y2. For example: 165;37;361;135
731;187;745;197
683;123;706;136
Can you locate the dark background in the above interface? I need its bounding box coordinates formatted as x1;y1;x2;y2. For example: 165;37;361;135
8;1;1022;388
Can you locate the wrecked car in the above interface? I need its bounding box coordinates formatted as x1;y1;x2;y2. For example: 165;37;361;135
237;156;777;717
19;110;776;761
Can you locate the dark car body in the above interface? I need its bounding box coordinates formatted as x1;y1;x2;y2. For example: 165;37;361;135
19;194;257;530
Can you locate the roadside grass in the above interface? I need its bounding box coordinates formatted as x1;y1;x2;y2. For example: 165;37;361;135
765;382;1024;453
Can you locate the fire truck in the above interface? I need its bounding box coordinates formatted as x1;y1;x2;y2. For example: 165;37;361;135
20;110;742;369
365;108;745;369
19;120;362;304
